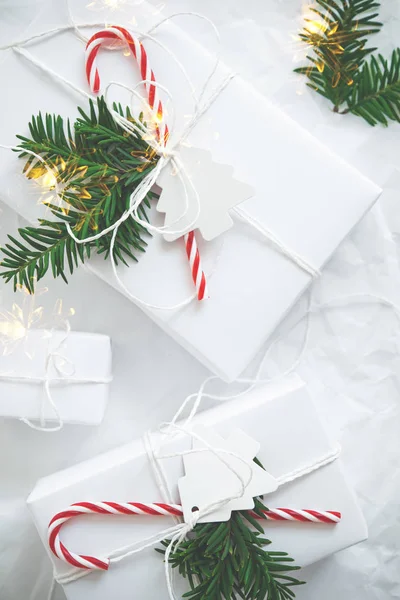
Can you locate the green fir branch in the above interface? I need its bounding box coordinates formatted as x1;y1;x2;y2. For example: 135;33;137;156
1;219;86;294
158;497;304;600
345;49;400;125
0;97;159;293
295;0;382;111
293;0;400;126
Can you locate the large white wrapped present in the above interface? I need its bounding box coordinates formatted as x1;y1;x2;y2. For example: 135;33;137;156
0;0;381;380
27;376;367;598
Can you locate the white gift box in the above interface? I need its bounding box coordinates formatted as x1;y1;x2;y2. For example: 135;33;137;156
0;329;112;426
27;376;367;599
0;0;381;381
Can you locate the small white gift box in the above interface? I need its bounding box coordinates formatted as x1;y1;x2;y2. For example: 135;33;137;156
0;328;112;426
27;376;367;599
0;0;381;381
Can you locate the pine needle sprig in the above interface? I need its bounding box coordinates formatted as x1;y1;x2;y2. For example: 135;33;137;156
157;496;304;600
0;97;159;293
293;0;400;126
295;0;382;112
345;49;400;125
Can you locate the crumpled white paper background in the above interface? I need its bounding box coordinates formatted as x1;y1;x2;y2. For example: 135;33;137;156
1;0;400;598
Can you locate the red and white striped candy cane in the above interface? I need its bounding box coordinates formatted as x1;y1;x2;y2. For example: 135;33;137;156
48;502;183;571
259;508;342;524
48;501;341;571
85;26;208;301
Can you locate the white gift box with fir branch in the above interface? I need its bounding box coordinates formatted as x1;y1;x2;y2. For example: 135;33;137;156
0;0;381;382
0;328;112;426
27;376;367;600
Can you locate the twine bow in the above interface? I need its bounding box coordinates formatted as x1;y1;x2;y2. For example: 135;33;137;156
64;23;237;308
0;321;112;432
49;420;341;599
0;13;321;312
20;324;75;432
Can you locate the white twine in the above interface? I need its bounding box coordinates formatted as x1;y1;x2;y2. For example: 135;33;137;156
46;578;56;600
233;206;321;278
54;407;340;593
0;11;320;313
0;144;112;432
0;319;112;432
165;288;400;426
0;313;71;431
20;323;74;433
5;4;388;595
52;285;340;592
49;285;400;593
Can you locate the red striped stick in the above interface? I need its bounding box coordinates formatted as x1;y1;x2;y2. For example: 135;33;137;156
185;230;207;301
48;501;341;571
85;26;208;300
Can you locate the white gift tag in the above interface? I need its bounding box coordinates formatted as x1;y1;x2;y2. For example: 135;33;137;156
156;146;254;242
178;425;278;524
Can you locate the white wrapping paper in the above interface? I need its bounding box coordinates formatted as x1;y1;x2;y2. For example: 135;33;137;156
0;328;112;425
0;0;381;381
27;376;367;599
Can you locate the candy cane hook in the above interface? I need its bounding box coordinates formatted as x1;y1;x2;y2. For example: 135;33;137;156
48;501;341;571
85;26;208;300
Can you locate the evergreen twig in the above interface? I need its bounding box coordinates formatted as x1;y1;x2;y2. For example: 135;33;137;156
158;496;304;600
294;1;400;125
346;49;400;125
0;97;159;293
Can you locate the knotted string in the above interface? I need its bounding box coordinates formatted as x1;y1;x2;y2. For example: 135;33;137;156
54;386;340;595
3;3;394;599
48;283;400;592
0;321;112;432
45;285;400;596
20;321;74;432
0;12;320;313
53;287;400;589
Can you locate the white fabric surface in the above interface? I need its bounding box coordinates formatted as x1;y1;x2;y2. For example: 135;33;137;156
0;1;400;599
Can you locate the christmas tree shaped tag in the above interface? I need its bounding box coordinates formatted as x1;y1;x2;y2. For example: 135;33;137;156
178;425;278;524
156;146;254;242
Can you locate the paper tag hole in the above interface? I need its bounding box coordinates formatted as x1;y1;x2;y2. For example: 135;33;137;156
191;506;199;513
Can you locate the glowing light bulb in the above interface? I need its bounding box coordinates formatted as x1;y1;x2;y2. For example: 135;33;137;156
0;320;26;341
306;19;327;35
301;4;329;36
41;171;57;189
